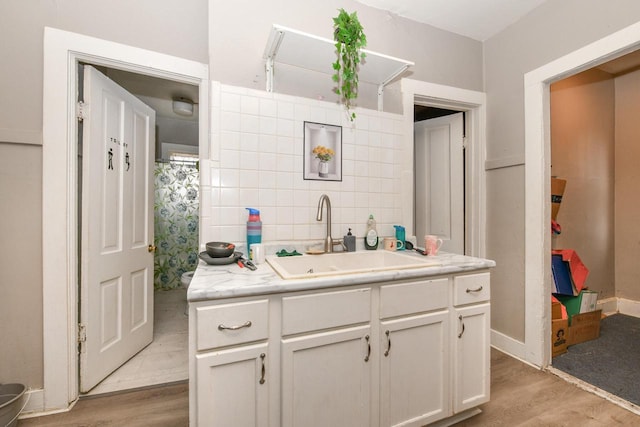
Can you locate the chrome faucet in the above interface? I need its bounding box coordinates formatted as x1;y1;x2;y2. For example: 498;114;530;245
316;194;345;253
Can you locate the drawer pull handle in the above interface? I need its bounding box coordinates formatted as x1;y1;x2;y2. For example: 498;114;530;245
458;315;465;338
218;321;252;331
466;286;483;293
364;335;371;362
259;353;266;384
384;330;391;357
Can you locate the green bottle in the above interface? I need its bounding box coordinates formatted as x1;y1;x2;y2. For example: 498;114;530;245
364;214;378;250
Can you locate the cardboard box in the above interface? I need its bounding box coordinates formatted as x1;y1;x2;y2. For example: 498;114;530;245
552;301;563;320
556;290;598;324
552;318;569;357
551;301;568;357
568;309;602;346
551;178;567;221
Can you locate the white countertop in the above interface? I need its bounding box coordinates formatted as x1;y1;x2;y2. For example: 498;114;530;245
187;250;496;302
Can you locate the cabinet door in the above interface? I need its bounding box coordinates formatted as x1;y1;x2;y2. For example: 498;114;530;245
380;311;450;427
452;303;490;413
281;326;371;427
195;343;269;427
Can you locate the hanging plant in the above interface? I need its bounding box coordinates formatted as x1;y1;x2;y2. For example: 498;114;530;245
332;8;367;121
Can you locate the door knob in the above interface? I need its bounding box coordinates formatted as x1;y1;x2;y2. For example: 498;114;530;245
148;244;157;253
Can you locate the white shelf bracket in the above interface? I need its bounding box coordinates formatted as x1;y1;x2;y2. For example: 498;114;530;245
263;24;414;109
265;57;274;93
377;84;384;111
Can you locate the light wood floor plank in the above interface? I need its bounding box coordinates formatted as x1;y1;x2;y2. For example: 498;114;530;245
18;382;188;427
18;349;640;426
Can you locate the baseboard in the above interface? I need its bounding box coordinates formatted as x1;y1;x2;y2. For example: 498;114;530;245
617;298;640;318
490;329;526;360
18;388;77;419
596;297;618;316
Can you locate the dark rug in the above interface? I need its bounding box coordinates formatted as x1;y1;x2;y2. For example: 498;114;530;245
552;313;640;406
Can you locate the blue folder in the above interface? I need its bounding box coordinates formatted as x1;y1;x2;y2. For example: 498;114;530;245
552;254;576;296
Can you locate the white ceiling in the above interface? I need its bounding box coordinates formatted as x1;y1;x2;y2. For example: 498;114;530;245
355;0;549;41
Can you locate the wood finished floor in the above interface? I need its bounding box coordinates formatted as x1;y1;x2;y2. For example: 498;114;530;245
18;348;640;426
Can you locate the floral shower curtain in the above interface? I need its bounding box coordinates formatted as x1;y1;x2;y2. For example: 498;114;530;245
153;161;199;290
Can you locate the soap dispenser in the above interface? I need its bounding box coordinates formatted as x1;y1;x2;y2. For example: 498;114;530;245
364;215;378;250
344;228;356;252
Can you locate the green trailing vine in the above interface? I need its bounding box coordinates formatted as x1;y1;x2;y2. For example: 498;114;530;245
332;8;367;121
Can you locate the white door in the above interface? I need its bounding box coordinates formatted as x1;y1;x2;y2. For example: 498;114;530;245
79;65;156;392
281;326;372;427
452;303;490;413
195;344;269;427
379;311;450;427
414;112;464;253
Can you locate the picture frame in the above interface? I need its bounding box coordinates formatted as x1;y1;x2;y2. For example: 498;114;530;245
303;121;342;181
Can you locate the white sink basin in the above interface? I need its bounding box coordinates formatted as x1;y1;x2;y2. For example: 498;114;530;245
266;251;440;279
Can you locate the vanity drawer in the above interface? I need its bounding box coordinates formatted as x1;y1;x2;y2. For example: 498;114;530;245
196;299;269;351
454;272;490;306
380;278;449;319
282;288;371;335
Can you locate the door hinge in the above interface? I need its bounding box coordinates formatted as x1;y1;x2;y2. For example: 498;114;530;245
77;101;88;121
462;136;468;150
78;323;87;343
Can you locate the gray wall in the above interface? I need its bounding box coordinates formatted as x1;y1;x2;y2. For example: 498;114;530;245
484;0;640;341
209;0;483;114
0;0;208;389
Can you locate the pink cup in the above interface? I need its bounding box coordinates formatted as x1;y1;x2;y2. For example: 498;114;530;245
425;235;443;256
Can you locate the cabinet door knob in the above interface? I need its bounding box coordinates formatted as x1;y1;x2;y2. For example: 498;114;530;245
384;330;391;357
458;315;465;338
364;335;371;362
466;286;483;293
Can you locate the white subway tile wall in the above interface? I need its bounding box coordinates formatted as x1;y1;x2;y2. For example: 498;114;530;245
201;83;405;248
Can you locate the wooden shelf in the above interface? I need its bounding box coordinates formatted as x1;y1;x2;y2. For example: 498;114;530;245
263;24;414;110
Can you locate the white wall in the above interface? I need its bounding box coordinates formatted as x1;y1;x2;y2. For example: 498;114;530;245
202;84;405;248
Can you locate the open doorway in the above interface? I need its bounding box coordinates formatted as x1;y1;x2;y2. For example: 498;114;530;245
523;20;640;413
413;106;465;254
400;77;486;260
547;53;640;409
77;65;200;395
42;28;209;410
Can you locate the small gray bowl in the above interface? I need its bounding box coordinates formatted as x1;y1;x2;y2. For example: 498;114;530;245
205;241;236;258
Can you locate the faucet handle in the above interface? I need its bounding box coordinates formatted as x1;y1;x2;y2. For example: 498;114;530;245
332;238;347;252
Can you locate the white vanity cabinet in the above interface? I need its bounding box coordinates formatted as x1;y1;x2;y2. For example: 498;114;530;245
451;272;491;414
378;279;450;427
191;299;270;427
280;288;373;427
189;268;491;427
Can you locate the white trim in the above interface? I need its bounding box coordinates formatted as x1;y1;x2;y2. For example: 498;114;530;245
524;21;640;368
42;27;208;412
490;329;526;361
401;78;487;258
618;298;640;318
484;155;525;171
596;297;619;316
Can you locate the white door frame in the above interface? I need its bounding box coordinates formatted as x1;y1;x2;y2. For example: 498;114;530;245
524;22;640;368
42;27;209;411
401;79;487;258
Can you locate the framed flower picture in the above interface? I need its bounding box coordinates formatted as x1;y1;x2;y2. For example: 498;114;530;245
303;121;342;181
